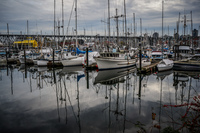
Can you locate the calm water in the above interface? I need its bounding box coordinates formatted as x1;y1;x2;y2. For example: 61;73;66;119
0;65;200;133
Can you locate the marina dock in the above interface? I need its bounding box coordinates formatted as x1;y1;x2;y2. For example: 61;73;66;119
138;61;160;74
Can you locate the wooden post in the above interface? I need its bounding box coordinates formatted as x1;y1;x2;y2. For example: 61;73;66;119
24;49;26;64
53;68;56;84
86;47;89;68
6;52;8;76
25;64;27;79
7;23;10;58
86;70;89;89
6;51;8;63
139;43;142;72
53;49;55;67
138;74;141;100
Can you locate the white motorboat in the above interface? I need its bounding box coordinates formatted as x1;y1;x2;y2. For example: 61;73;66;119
157;59;173;71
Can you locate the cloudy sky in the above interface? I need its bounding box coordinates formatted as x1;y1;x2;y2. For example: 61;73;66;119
0;0;200;37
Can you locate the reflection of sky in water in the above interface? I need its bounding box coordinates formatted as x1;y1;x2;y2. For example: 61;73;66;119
0;66;199;133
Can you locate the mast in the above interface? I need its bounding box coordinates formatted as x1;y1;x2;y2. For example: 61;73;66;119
162;0;164;59
114;8;123;46
62;0;64;37
54;0;56;49
177;12;180;35
140;18;142;44
176;12;180;43
7;23;10;56
75;0;78;48
133;13;136;47
62;1;75;49
108;0;110;52
184;14;186;36
27;20;29;49
124;0;127;47
116;9;119;46
191;11;193;50
58;20;60;48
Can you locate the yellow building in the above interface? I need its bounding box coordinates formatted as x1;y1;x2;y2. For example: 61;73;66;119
14;37;38;48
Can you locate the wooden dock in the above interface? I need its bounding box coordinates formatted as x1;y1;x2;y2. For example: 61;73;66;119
138;61;160;74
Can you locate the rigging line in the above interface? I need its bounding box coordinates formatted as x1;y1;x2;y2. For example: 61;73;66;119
77;0;86;29
66;1;75;35
62;0;74;48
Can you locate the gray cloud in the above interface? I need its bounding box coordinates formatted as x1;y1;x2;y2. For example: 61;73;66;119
0;0;199;36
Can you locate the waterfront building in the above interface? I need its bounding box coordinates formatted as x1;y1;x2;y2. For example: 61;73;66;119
13;37;38;49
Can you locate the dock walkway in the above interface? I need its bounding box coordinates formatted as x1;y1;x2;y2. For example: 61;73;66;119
138;61;160;74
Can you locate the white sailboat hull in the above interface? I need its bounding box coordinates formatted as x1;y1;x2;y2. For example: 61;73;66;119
157;64;173;71
95;57;136;70
37;60;49;66
61;57;84;66
157;59;174;71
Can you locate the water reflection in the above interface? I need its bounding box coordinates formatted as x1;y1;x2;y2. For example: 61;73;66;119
0;65;199;133
155;70;173;132
58;66;84;130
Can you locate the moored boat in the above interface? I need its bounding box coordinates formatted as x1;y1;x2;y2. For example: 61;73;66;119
19;54;34;64
173;54;200;71
150;51;163;60
95;56;136;70
157;59;173;71
61;55;84;67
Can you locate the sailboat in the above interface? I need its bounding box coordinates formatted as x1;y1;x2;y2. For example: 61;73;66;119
157;1;173;72
157;59;173;71
61;0;84;67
